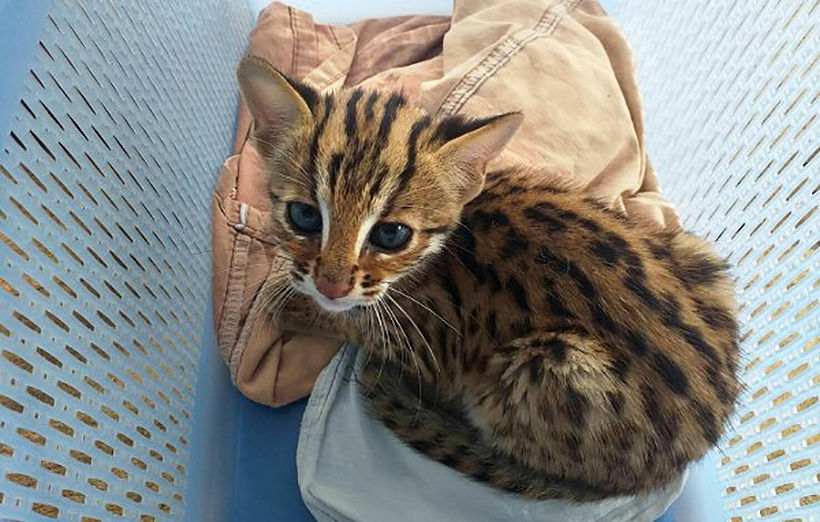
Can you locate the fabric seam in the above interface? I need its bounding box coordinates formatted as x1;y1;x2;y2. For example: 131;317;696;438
436;0;584;118
220;233;251;371
289;6;299;75
213;198;234;329
226;238;271;380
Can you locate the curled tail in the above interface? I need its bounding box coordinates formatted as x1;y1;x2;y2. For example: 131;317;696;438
359;355;626;501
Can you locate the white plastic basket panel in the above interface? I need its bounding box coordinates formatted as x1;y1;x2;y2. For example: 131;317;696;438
0;0;251;520
619;1;818;521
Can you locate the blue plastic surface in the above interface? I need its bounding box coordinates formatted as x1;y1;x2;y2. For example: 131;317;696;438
620;1;819;521
0;1;253;520
185;303;241;522
234;398;314;522
0;0;52;142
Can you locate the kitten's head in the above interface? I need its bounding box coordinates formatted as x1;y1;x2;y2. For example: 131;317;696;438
238;56;522;312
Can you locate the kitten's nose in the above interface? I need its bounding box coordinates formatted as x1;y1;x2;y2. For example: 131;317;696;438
315;274;353;299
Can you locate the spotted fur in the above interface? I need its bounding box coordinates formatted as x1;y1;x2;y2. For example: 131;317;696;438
238;56;741;500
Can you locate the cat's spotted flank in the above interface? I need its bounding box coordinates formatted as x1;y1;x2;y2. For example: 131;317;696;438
238;56;741;500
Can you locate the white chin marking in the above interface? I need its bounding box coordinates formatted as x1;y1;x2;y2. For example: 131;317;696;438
294;279;365;312
314;296;358;313
301;286;359;312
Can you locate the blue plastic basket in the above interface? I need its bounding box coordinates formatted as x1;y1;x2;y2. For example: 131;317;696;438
0;1;816;521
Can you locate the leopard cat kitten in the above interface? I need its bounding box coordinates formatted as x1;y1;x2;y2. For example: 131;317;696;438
237;56;741;500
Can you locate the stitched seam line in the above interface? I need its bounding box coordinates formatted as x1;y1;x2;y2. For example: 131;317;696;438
288;6;299;75
436;0;584;118
328;25;341;50
227;243;275;379
221;234;251;373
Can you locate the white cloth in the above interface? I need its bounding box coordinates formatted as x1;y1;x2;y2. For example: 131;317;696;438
297;345;687;522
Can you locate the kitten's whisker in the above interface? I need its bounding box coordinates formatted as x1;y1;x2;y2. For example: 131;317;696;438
380;297;424;417
381;298;414;365
438;244;474;275
254;145;313;190
371;302;391;384
385;292;440;375
390;288;460;338
275;151;316;184
361;307;377;370
260;281;291;317
241;272;292;309
248;280;292;335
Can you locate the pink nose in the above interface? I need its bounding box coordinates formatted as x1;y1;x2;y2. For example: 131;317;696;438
315;275;353;299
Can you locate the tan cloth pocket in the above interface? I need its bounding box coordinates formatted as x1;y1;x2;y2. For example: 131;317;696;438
212;154;342;407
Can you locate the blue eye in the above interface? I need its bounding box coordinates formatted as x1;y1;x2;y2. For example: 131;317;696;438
287;202;322;235
369;223;412;251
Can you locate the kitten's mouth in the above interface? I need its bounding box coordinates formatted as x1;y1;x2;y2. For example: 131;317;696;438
311;292;360;313
293;280;373;313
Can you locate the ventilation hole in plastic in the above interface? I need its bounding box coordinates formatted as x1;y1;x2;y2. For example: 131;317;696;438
48;419;74;437
100;405;118;421
95;441;114;456
2;350;33;372
41;205;67;229
114;433;133;448
32;503;60;518
9;131;28;150
88;478;107;491
44;311;70;333
84;376;105;394
17;427;46;445
57;381;81;398
28;130;56;160
72;311;94;331
27;386;55;406
9;197;39;225
1;232;30;260
0;395;24;413
7;472;37;487
60;243;84;265
69;449;92;464
108;373;124;388
31;238;58;263
40;460;66;475
62;489;86;503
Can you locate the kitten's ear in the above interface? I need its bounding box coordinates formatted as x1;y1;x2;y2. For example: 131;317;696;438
436;112;524;203
236;56;317;156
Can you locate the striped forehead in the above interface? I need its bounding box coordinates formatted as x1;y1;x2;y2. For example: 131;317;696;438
304;89;434;209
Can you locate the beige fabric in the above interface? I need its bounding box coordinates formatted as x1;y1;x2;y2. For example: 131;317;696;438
212;0;680;407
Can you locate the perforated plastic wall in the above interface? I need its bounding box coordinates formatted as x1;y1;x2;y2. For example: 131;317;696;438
0;1;252;520
619;1;818;520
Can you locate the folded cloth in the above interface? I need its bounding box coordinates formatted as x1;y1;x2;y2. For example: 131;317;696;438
212;0;681;407
298;345;686;522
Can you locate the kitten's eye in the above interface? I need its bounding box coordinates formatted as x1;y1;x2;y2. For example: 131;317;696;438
287;202;322;235
369;223;412;251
